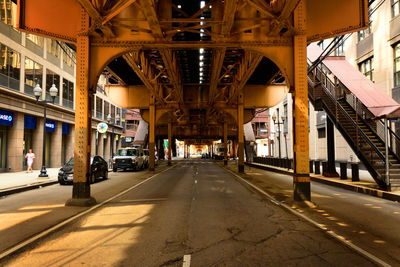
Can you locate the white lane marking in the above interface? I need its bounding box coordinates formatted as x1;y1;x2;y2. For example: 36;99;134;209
223;167;391;267
182;254;191;267
0;165;176;260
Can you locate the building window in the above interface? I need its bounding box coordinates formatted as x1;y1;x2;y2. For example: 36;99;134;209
0;43;20;90
24;57;43;96
46;39;61;58
111;104;115;123
126;120;139;131
104;101;110;118
334;39;344;56
46;69;60;103
26;34;43;47
359;57;374;82
358;5;372;42
62;45;75;67
394;43;400;87
62;78;74;109
392;0;400;18
0;0;17;27
318;128;326;139
95;97;103;119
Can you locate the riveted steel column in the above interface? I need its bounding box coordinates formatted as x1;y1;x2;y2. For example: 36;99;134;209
149;94;155;171
224;122;228;165
66;8;95;206
293;0;310;201
238;94;244;173
168;122;172;166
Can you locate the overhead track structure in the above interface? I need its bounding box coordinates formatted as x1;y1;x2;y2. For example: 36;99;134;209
16;0;368;204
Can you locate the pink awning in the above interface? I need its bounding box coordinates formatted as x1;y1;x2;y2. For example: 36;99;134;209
308;44;400;118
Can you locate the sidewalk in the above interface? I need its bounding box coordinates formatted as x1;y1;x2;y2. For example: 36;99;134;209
0;168;59;196
246;162;400;202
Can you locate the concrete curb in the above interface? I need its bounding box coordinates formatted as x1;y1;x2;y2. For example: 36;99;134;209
0;181;59;197
245;162;400;202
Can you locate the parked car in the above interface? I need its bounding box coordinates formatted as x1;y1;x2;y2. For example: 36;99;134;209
58;156;108;185
112;147;144;172
143;149;149;168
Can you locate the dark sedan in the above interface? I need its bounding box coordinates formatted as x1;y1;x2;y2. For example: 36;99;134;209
58;156;108;185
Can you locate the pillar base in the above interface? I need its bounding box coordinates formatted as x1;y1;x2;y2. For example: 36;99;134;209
149;167;155;171
293;174;311;201
65;197;96;207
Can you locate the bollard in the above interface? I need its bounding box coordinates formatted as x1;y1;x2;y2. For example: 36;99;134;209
322;161;328;176
309;160;314;173
314;160;321;175
351;163;359;182
340;162;347;180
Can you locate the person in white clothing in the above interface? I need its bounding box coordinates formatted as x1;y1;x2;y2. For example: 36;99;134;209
25;149;35;173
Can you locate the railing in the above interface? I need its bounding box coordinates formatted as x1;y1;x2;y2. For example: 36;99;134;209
308;60;389;188
0;73;19;91
62;99;74;109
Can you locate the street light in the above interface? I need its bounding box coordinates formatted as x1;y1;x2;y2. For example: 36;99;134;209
107;113;120;166
34;83;58;177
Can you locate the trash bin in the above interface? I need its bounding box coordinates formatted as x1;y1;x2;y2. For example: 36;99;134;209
340;162;347;180
314;160;321;175
351;163;359;182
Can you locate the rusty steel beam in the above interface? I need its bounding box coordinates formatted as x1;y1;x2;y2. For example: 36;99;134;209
228;51;263;104
209;0;239;105
139;0;184;105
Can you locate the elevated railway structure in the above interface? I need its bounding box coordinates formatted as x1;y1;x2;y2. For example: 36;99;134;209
15;0;368;205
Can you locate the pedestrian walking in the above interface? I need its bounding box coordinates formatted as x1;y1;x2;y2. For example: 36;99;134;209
25;149;35;173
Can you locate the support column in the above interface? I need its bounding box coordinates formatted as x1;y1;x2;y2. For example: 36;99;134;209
168;122;172;165
224;122;228;165
8;112;24;171
91;130;96;156
238;95;244;173
326;118;338;177
293;0;310;201
149;94;155;171
66;8;95;206
50;121;62;167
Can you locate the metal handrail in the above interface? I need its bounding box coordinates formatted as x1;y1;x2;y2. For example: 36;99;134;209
309;63;387;163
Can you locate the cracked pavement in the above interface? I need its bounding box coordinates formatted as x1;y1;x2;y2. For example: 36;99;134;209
3;160;374;266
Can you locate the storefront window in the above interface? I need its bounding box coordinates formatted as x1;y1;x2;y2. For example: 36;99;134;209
24;57;43;96
0;43;20;90
392;0;400;18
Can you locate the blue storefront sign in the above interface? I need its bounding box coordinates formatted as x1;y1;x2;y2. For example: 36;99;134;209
62;123;69;134
24;115;37;129
46;120;56;132
0;110;13;126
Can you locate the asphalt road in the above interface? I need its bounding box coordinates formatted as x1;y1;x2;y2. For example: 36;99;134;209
2;160;374;266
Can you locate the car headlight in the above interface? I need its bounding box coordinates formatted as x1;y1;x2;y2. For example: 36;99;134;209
58;170;64;175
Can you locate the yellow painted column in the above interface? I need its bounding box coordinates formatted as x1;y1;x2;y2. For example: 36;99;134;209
224;122;228;165
168;122;172;166
66;7;95;206
238;93;244;173
293;0;310;201
149;94;155;171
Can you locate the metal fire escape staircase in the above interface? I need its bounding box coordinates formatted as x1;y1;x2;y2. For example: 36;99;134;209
307;45;400;191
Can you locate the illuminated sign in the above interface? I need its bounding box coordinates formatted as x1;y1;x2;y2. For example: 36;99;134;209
46;120;55;132
0;110;13;126
97;122;108;133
